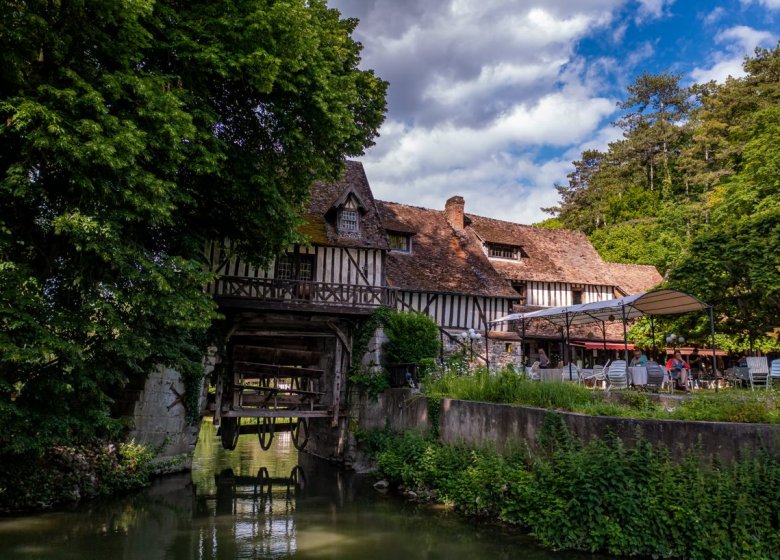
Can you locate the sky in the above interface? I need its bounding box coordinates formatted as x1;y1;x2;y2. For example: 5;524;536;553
328;0;779;224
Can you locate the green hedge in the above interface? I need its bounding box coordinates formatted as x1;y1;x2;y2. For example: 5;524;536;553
364;420;780;559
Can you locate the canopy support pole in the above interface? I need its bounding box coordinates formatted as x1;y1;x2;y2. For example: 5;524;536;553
484;326;490;373
621;304;630;380
565;311;572;380
521;319;526;374
650;315;656;361
709;306;718;394
601;321;607;362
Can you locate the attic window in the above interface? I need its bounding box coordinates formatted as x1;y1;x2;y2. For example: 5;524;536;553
388;232;411;253
338;209;359;233
487;243;527;260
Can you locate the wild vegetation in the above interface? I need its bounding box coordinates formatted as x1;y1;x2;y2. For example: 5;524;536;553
540;46;780;352
424;364;780;423
0;0;386;508
349;309;440;398
363;420;780;559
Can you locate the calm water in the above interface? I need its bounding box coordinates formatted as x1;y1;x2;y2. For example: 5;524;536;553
0;422;600;559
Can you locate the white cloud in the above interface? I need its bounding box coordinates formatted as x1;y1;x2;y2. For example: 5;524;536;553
740;0;780;9
690;25;776;83
329;0;642;223
702;7;726;25
635;0;675;22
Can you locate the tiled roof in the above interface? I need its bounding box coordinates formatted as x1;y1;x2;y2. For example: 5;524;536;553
467;214;614;285
605;262;663;295
304;161;389;250
376;201;519;298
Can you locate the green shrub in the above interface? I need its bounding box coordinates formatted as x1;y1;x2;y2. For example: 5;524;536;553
382;311;440;365
365;427;780;559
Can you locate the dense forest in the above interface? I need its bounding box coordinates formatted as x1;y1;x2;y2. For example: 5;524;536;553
541;45;780;352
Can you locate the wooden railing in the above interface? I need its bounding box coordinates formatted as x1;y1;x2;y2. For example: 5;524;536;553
211;276;396;308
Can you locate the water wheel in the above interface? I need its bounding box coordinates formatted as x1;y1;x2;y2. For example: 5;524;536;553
257;416;274;450
291;418;309;451
289;465;307;492
220;417;240;450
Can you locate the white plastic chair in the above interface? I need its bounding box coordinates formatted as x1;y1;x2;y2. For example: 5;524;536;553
769;359;780;385
564;363;581;383
607;360;628;390
607;360;628;389
527;361;541;381
746;357;770;390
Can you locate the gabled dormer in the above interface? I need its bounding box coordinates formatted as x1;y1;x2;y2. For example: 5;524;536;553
325;186;367;239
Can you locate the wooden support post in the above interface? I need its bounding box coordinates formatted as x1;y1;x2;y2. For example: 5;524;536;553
213;371;224;427
331;338;343;428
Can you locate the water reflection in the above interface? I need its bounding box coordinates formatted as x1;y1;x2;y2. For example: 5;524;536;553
0;422;602;560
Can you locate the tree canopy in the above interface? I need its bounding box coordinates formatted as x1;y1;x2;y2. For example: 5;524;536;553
544;45;780;350
0;0;387;454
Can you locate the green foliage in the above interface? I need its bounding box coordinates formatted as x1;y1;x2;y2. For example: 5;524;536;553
367;428;780;559
424;363;780;423
348;368;390;400
382;310;441;366
545;46;780;343
0;440;155;512
0;1;386;455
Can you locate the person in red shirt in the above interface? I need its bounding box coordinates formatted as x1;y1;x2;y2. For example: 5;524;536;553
666;350;690;392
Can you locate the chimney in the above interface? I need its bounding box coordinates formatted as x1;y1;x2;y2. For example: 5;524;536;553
445;196;465;231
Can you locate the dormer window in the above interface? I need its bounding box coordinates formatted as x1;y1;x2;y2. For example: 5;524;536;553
487;243;527;260
388;232;411;253
339;209;359;233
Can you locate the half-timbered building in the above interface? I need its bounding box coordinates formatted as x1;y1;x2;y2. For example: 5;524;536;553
203;161;662;449
377;195;662;367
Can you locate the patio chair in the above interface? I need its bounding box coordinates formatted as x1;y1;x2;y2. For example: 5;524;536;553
770;359;780;386
746;357;770;390
607;360;628;390
564;363;580;383
581;364;605;388
527;361;541;381
644;361;664;392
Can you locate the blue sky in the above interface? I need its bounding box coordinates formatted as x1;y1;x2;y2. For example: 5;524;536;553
328;0;778;223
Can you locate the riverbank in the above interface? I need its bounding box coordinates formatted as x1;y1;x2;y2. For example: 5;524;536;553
362;424;780;559
0;441;159;514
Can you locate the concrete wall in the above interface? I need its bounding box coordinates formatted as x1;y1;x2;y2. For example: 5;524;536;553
356;389;780;464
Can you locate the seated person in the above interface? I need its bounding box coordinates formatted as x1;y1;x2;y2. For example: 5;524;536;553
629;348;648;367
665;351;691;392
538;349;550;369
688;348;703;381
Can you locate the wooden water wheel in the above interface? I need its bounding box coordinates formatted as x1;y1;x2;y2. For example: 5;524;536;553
291;418;309;451
220;417;240;450
257;416;274;450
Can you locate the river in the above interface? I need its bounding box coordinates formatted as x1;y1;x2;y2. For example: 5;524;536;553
0;422;599;559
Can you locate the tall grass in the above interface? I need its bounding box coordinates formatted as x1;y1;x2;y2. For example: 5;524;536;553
424;365;780;423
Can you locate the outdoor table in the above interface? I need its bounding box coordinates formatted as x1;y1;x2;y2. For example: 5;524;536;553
629;366;647;386
539;368;563;382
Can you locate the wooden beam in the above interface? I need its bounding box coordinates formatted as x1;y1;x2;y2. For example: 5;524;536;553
332;337;343;428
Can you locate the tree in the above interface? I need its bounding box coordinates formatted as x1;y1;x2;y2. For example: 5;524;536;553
667;105;780;346
615;72;692;195
0;0;387;454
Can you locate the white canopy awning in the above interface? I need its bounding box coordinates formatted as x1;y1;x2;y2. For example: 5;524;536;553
489;289;709;327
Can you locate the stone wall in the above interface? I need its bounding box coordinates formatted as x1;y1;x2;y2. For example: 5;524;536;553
125;355;213;470
356;389;780;464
